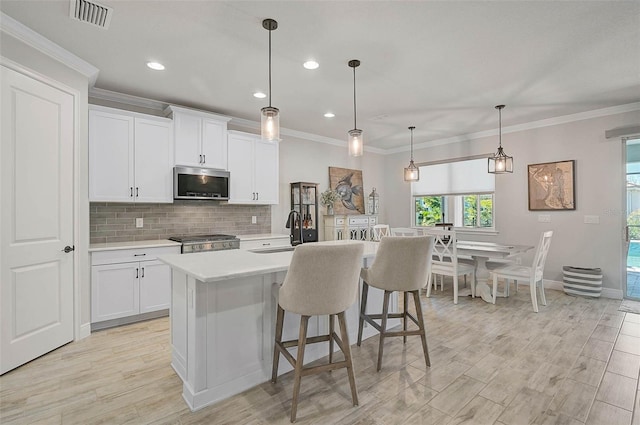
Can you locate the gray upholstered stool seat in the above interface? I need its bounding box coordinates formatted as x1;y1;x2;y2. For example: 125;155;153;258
357;236;435;371
272;242;364;422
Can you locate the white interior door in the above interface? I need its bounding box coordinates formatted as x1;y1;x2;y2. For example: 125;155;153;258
1;66;75;374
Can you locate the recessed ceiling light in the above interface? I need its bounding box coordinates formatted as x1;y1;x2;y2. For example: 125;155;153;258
303;60;319;70
146;62;165;71
253;92;267;99
324;112;335;118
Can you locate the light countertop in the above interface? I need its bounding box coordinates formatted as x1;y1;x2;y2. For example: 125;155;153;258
157;240;379;283
89;239;182;252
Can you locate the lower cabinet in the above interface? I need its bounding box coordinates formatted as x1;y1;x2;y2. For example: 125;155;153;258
90;245;180;328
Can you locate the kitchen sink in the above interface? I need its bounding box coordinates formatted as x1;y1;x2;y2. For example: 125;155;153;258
249;246;296;254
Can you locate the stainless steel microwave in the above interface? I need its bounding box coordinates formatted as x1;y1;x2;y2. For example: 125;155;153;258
173;166;230;200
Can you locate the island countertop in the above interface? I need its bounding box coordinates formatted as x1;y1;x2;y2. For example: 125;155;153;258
157;240;379;283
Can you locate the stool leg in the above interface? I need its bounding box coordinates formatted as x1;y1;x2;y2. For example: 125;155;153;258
403;291;408;344
357;281;370;346
412;290;431;368
377;290;391;372
291;315;309;423
338;311;359;406
329;314;334;365
271;305;285;383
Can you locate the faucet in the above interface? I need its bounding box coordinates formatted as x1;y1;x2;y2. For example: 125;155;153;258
285;210;303;246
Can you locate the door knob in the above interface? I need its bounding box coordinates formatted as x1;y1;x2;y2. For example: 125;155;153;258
62;245;75;253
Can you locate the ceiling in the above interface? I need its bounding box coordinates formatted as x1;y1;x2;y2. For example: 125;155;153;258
1;1;639;152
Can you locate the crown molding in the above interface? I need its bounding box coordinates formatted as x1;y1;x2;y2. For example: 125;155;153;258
387;102;640;154
89;87;168;112
0;12;99;85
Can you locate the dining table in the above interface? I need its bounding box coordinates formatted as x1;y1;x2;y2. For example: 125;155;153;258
455;240;534;302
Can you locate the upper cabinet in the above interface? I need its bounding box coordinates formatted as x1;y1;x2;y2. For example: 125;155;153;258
165;105;232;170
89;105;173;203
227;131;279;205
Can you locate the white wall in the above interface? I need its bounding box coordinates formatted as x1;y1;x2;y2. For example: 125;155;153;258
386;109;640;294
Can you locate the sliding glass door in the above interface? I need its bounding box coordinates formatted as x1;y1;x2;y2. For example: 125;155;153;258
625;137;640;300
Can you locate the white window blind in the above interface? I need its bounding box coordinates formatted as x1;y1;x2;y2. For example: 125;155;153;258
411;158;495;195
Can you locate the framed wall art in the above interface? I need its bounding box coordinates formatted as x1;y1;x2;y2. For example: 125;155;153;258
328;167;365;215
528;160;576;211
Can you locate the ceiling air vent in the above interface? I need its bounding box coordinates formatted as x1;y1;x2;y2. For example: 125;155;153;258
69;0;113;29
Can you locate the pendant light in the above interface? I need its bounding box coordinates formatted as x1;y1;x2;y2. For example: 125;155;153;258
488;104;513;174
348;59;363;157
261;18;279;141
404;126;419;182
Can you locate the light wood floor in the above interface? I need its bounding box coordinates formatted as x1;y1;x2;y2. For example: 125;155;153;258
2;284;640;425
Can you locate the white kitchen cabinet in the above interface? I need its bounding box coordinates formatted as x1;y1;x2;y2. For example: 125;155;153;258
165;105;232;169
90;245;180;328
89;105;173;203
227;130;279;204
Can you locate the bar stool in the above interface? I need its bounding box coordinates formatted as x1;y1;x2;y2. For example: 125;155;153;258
357;236;435;371
272;242;364;423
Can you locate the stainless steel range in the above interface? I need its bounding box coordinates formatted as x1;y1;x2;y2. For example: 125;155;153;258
168;234;240;253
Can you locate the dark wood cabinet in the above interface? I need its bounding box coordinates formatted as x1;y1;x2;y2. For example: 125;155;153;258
290;182;318;243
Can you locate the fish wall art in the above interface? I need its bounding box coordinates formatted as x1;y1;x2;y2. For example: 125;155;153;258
328;167;365;214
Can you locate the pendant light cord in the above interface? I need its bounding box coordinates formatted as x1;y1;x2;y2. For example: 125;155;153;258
268;28;272;108
353;65;357;129
410;126;415;160
498;107;502;148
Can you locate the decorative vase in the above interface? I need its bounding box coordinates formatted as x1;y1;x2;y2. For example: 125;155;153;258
327;205;334;215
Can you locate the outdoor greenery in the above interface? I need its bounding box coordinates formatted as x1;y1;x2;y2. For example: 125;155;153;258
415;194;494;228
628;209;640;239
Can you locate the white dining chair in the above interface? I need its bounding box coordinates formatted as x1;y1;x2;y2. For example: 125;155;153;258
490;230;553;312
390;227;419;237
424;228;475;304
371;224;391;241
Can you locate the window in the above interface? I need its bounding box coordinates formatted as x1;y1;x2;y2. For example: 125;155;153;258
412;158;495;230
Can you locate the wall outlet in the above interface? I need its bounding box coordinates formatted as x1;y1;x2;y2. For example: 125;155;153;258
584;215;600;224
538;214;551;223
251;216;257;224
136;217;143;228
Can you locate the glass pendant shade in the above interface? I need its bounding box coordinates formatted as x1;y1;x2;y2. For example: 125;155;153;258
404;161;420;181
488;104;513;174
261;106;280;141
404;126;419;182
261;19;279;141
348;128;363;157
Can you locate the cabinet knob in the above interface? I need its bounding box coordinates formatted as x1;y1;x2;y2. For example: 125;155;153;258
136;187;139;197
130;187;133;197
136;268;139;279
202;154;206;164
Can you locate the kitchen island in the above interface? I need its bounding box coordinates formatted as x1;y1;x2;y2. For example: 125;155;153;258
157;240;398;411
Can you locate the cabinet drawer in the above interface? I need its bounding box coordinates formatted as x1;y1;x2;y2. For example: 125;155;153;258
335;218;346;225
92;246;180;266
240;237;290;251
348;217;370;226
369;216;378;225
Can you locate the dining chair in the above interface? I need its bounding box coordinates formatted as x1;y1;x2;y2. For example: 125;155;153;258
371;224;391;241
272;242;364;422
490;230;553;313
390;227;419;237
424;228;475;304
357;236;435;371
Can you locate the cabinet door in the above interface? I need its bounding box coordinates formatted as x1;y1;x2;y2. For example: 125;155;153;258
134;117;173;203
91;263;140;322
201;118;227;170
253;140;279;204
139;260;171;313
89;110;134;201
227;133;256;203
173;112;202;167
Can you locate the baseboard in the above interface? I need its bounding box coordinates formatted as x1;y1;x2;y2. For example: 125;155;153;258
90;309;169;332
78;322;91;340
515;279;623;300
